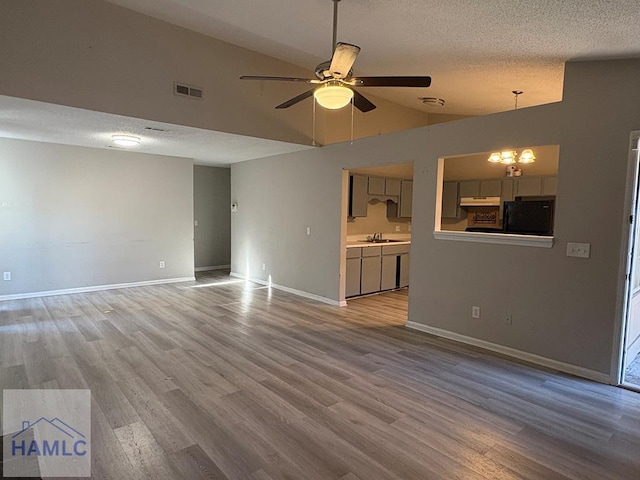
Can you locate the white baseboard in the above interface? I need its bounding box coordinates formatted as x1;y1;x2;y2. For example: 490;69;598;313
230;272;340;306
405;321;612;384
0;277;195;302
195;264;230;272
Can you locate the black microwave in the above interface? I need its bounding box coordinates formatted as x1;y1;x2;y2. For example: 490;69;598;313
503;200;555;235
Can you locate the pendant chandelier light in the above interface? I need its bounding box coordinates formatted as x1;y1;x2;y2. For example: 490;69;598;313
488;91;536;165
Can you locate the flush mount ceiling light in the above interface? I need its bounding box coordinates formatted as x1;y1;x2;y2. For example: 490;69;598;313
313;82;354;110
111;134;140;147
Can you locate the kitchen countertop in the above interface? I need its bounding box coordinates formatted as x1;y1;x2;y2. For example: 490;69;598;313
346;240;411;248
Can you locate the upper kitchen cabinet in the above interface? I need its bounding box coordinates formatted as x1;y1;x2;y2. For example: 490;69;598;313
442;181;460;218
385;178;401;196
399;180;413;217
513;176;557;197
514;177;542;197
542;176;558;196
368;176;385;195
349;174;368;217
369;176;402;196
480;179;502;197
386;179;413;218
459;179;502;198
458;181;480;198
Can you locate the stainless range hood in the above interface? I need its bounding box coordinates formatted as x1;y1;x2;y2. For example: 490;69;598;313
459;196;501;207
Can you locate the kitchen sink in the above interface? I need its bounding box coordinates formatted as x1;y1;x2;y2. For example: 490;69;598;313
363;239;404;243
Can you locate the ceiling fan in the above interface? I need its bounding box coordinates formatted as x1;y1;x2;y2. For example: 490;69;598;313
240;0;432;113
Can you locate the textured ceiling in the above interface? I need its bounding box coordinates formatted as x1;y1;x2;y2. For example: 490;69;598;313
107;0;640;115
0;96;313;166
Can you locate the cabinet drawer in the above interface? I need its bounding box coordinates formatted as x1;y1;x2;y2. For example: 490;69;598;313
346;247;362;259
361;246;382;257
382;244;410;255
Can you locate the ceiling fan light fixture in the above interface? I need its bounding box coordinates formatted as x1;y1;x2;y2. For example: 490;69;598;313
111;134;140;147
313;83;353;110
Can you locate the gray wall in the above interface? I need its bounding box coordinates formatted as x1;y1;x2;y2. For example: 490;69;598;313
194;166;231;269
0;138;194;296
231;58;640;379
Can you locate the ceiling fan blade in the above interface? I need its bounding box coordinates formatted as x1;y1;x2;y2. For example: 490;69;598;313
240;75;321;83
352;90;376;113
329;43;361;79
350;76;432;88
275;89;316;109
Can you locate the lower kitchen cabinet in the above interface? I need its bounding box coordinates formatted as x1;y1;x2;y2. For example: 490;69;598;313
399;253;410;287
361;256;382;294
346;244;410;298
381;255;397;290
345;257;361;297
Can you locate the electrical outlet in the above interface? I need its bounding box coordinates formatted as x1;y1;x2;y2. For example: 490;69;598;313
505;314;513;326
306;226;311;236
262;262;266;271
194;220;198;227
159;261;165;269
3;272;11;281
472;306;480;319
395;225;401;232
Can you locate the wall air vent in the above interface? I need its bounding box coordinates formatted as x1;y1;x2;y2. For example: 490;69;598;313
174;82;203;99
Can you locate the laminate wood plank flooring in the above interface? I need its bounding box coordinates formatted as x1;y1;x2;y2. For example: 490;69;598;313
1;272;639;479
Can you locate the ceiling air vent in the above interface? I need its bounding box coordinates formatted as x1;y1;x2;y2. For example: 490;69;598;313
144;127;168;132
174;82;203;99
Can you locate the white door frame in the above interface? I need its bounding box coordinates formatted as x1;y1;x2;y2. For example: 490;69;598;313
611;131;640;384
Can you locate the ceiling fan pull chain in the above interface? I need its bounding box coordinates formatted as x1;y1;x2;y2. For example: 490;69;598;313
350;98;354;145
312;97;317;146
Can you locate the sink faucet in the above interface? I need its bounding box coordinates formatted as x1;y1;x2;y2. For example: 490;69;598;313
373;232;383;241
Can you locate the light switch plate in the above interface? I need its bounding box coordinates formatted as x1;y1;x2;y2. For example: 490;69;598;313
567;242;591;258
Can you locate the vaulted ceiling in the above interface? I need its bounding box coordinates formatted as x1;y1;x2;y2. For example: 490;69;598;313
106;0;640;115
3;1;640;165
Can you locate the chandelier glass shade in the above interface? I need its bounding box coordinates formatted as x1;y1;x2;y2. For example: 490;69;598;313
487;149;535;165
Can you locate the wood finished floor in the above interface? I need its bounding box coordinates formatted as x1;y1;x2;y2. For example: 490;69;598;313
1;271;640;480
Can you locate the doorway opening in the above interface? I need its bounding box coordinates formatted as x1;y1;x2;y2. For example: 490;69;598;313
619;132;640;391
340;163;413;318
